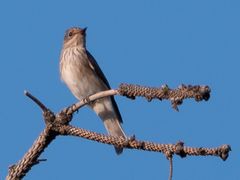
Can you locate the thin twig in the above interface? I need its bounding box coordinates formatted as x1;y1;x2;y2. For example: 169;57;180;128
64;89;118;115
24;90;48;112
168;156;173;180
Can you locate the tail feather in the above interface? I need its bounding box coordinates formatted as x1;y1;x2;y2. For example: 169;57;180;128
103;118;126;154
91;97;126;154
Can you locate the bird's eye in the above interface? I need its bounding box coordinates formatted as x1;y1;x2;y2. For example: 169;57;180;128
68;31;73;37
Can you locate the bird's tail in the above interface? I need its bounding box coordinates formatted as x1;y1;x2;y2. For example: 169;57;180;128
102;117;126;154
91;97;126;154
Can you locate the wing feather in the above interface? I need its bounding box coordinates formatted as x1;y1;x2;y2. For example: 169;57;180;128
86;51;123;123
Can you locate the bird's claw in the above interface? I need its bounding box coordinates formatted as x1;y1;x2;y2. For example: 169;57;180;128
82;96;92;105
123;135;136;147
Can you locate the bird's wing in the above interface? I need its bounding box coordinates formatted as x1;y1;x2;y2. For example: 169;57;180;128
86;50;123;123
86;50;111;89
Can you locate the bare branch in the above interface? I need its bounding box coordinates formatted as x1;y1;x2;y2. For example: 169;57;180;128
55;125;231;160
6;122;231;180
118;83;211;111
64;83;211;117
7;126;57;180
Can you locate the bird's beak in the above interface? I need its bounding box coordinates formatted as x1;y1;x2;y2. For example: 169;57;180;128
81;27;87;35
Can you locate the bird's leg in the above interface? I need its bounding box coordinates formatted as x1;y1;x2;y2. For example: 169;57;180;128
66;103;78;113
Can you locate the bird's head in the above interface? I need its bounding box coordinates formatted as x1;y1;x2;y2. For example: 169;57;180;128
63;27;87;48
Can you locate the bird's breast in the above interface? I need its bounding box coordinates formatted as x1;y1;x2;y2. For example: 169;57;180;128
60;47;106;100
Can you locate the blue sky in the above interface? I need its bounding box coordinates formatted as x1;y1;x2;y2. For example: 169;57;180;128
0;0;239;179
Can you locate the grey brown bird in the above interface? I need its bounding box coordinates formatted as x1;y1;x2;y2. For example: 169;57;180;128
60;27;126;154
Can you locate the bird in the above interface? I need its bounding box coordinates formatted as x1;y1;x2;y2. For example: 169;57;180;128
59;27;126;154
